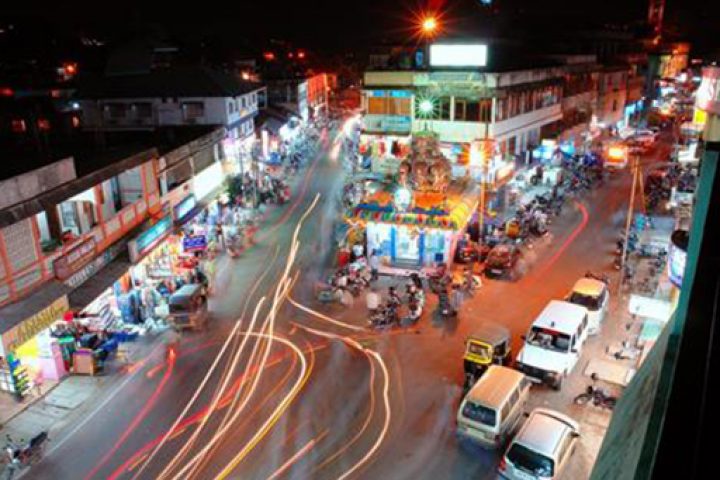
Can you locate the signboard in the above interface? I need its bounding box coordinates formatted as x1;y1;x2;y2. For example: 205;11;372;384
173;194;198;224
695;67;720;115
53;238;97;280
430;44;488;68
2;296;70;353
65;238;129;289
668;233;688;288
129;215;173;263
182;235;207;252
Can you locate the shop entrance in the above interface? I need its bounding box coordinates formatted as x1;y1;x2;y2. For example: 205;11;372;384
395;226;421;264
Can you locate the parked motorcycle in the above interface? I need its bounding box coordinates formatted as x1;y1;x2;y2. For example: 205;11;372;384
3;432;48;478
436;289;457;318
573;374;617;409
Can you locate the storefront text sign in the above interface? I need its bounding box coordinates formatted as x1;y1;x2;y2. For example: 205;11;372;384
696;67;720;115
129;215;173;263
2;295;70;353
65;238;128;289
53;238;97;280
182;235;207;252
173;195;198;224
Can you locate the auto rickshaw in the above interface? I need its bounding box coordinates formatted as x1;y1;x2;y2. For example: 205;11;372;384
463;322;511;391
168;284;209;331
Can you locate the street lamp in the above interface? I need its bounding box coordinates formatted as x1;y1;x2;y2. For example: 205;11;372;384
419;99;434;116
422;17;437;35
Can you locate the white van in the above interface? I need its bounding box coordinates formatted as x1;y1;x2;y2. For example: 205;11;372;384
515;300;589;389
566;277;609;335
456;366;531;449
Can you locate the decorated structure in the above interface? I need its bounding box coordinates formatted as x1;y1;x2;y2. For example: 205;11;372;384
346;134;477;268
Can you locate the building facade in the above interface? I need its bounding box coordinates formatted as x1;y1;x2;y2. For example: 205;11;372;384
596;66;629;128
361;64;564;175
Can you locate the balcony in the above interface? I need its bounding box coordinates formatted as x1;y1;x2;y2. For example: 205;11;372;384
492;104;562;138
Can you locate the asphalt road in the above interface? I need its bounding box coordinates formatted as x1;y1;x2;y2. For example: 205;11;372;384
23;125;676;480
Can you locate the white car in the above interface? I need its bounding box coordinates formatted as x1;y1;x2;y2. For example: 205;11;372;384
630;129;658;145
499;408;581;480
566;277;609;335
515;301;589;390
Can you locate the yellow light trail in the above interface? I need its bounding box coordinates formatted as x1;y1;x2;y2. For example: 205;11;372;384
130;247;281;480
170;195;321;480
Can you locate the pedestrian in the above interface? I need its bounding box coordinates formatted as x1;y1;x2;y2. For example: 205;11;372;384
33;371;44;398
387;286;401;307
369;250;380;281
366;287;381;314
451;285;464;311
215;223;225;251
351;242;364;262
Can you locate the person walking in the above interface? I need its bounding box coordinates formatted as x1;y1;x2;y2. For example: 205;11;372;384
369;250;380;281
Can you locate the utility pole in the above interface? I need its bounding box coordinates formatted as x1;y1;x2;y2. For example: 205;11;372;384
619;154;640;293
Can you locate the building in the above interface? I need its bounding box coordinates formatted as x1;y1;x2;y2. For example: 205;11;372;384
361;43;564;182
596;66;629;128
0;123;227;398
77;66;266;175
265;73;330;122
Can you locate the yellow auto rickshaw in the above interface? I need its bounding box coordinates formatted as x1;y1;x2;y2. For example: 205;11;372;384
463;322;511;391
168;284;209;331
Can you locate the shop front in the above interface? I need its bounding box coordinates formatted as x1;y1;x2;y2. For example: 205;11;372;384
0;296;70;398
350;187;476;269
360;134;411;174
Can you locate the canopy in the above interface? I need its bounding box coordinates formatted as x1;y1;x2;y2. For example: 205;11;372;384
628;294;673;322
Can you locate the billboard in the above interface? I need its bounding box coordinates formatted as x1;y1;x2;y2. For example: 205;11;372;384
430;44;488;68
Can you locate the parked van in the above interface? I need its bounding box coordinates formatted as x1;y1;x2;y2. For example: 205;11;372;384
499;408;581;480
456;366;531;448
515;301;589;389
567;277;609;335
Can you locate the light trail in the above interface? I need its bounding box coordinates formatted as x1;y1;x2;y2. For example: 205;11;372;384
169;195;321;480
287;294;366;332
84;352;176;480
130;246;281;480
106;343;327;480
265;430;329;480
288;311;392;480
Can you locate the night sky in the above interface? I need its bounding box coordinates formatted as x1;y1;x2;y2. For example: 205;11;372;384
3;0;720;53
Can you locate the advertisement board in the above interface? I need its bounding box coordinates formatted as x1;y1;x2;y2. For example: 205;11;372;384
128;215;173;263
182;235;207;252
430;44;488;68
53;238;97;280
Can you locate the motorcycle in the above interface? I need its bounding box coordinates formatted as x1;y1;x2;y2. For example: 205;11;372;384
3;432;48;477
573;374;617;409
437;290;457;318
368;304;400;328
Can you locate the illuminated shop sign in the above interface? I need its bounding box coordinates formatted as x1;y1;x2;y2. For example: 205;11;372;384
129;215;173;262
695;67;720;115
173;195;198;224
668;230;689;288
430;44;488;67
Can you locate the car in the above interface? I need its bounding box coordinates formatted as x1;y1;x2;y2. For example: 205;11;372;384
566;277;609;335
515;301;589;389
630;129;658;146
484;244;521;280
498;408;581;480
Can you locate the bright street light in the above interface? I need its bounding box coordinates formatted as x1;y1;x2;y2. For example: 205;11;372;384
419;99;434;115
422;17;438;34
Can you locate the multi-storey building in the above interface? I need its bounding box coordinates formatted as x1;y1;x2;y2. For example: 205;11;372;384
361;43;564;179
77;66;265;175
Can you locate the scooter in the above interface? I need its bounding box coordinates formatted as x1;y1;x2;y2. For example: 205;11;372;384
368;304;399;328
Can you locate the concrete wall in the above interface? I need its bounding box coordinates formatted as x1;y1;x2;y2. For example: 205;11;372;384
0;158;76;211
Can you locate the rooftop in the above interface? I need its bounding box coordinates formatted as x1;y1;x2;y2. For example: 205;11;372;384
76;66;263;99
1;125;218;182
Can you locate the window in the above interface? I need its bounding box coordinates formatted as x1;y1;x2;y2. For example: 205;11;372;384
612;100;618;112
106;103;127;119
509;389;520;407
228;101;235;114
252;93;257;105
496;99;505;121
462;401;496;427
135;103;152;118
500;402;511;423
183;102;205;119
454;99;466;120
241;97;247;109
37;119;51;131
506;443;554;477
465;100;480;121
438;98;451;120
480;100;492;122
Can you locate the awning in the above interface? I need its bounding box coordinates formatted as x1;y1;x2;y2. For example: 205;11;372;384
628;294;673;322
68;252;132;310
